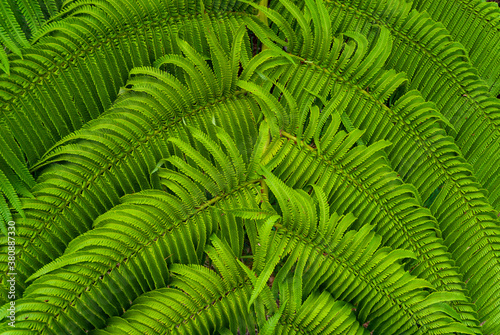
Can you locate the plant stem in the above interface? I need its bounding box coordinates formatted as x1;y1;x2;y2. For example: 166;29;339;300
257;0;269;51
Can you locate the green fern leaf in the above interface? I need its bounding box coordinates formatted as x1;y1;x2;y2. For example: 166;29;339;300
412;0;500;95
243;172;476;334
0;29;262;302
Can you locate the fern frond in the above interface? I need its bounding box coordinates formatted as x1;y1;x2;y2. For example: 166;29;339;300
0;124;263;333
40;0;61;17
0;31;262;303
261;108;480;329
244;172;475;334
412;0;500;95
262;287;369;334
91;236;272;335
0;127;35;232
0;0;257;224
14;0;44;35
0;0;498;333
270;0;500;210
0;0;29;51
248;3;500;328
0;184;260;333
0;0;62;75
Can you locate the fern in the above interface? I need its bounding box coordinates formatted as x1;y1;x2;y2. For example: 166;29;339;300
269;0;500;211
0;0;499;334
261;280;370;335
412;0;500;95
0;25;260;300
238;170;474;334
0;0;258;226
1;126;263;332
260;106;482;329
91;235;270;335
0;0;63;73
246;0;500;328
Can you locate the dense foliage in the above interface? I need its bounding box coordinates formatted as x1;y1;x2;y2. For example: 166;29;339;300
0;0;499;334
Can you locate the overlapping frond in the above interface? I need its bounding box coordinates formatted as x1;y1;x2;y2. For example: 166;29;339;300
0;0;257;225
92;236;273;335
0;126;262;333
245;1;500;329
261;279;369;335
0;0;498;333
269;0;500;211
412;0;500;95
0;0;62;73
261;105;480;328
0;139;35;233
0;29;261;302
241;171;475;334
0;0;30;74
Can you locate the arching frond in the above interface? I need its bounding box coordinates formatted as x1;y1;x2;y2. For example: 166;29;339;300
261;107;479;329
0;187;258;333
0;126;262;333
14;0;44;35
0;0;255;166
0;0;29;47
0;0;257;225
0;0;498;333
0;30;261;303
0;153;34;234
412;0;500;95
239;171;475;334
246;2;500;328
268;0;500;211
0;0;29;74
90;235;275;335
259;278;370;335
0;0;63;73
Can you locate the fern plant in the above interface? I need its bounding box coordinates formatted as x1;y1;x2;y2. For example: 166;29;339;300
0;0;499;334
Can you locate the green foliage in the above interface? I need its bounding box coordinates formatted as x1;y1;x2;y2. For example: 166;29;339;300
0;0;499;334
412;0;500;95
0;0;61;73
